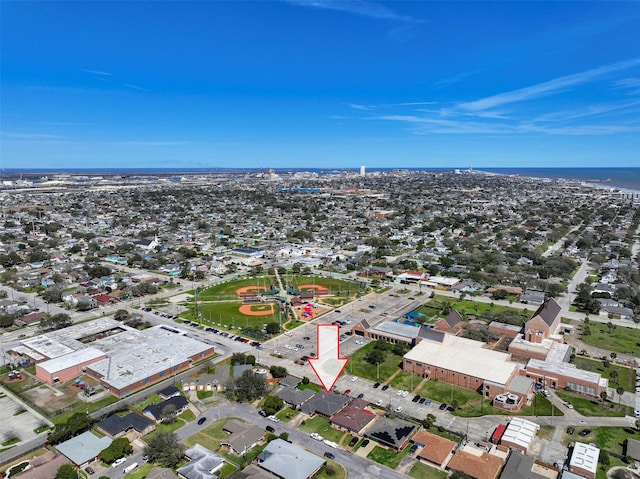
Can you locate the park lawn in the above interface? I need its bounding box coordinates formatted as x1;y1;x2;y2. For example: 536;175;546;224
219;463;237;479
367;443;411;469
518;393;564;417
187;300;281;331
580;323;640;356
556;391;629;417
52;395;118;425
390;371;422;392
417;380;481;407
202;277;279;298
298;416;344;443
573;357;635;392
286;275;364;295
348;342;405;383
408;461;449;479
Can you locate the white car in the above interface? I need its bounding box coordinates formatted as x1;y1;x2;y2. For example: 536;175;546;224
376;399;384;406
310;432;323;441
563;402;574;409
401;390;409;397
394;406;403;413
350;376;357;382
267;415;280;423
355;340;363;345
284;331;293;337
111;458;127;468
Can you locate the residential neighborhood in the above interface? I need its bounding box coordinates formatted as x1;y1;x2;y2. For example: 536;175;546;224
1;169;639;479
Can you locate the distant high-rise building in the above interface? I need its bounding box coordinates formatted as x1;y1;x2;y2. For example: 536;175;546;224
360;165;366;177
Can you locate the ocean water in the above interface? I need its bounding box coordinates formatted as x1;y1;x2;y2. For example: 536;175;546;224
478;168;640;191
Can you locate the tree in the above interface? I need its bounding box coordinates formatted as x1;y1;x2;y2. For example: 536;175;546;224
616;387;624;408
100;437;133;464
610;352;617;360
422;413;436;429
599;450;610;468
42;286;64;304
365;348;385;365
55;464;78;479
265;322;280;335
228;370;267;402
39;313;72;332
270;365;288;378
114;309;130;321
48;412;94;445
600;391;608;403
144;431;185;468
609;370;618;385
262;395;284;416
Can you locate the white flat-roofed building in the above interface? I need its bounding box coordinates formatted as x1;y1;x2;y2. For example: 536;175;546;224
421;276;461;290
403;332;519;399
500;418;539;453
21;335;75;361
87;334;214;397
36;347;107;385
521;358;606;398
569;442;599;479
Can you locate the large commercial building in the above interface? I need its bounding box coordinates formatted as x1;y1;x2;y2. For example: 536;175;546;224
24;318;214;397
403;330;523;400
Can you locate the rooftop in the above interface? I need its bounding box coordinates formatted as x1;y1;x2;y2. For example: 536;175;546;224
569;442;599;474
257;439;325;479
405;333;518;387
37;347;106;374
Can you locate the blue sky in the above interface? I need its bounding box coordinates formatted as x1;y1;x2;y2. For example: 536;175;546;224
1;1;639;169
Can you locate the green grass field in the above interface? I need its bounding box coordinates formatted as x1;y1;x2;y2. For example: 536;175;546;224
556;391;629;417
417;380;481;407
408;462;448;479
183;300;281;332
367;444;411;469
298;416;345;443
390;371;422;392
348;342;405;383
580;322;640;356
201;275;362;298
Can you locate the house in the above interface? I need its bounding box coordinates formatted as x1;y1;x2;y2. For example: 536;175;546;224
329;398;375;435
300;392;350;417
599;305;634;320
96;412;156;439
257;439;325;479
568;443;599;479
279;375;302;388
500;451;559;479
519;290;545;305
146;468;179;479
524;298;562;344
143;395;189;422
177;444;226;479
55;431;113;467
159;385;182;399
447;443;508;479
413;430;457;469
365;416;416;450
275;388;315;408
15;311;46;326
221;420;265;455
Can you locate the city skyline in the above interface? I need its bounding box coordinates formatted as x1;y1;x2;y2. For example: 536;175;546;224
1;1;639;169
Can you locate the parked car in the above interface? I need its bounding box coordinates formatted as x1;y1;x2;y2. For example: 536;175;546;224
578;429;591;436
563;402;574;409
381;384;389;391
85;467;95;475
324;452;335;459
373;382;380;388
357;393;364;399
361;439;370;448
439;403;447;410
349;437;358;447
111;458;127;468
266;425;275;433
566;427;575;435
197;417;207;425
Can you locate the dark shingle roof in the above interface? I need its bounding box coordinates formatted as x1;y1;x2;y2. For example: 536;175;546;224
276;388;315;407
97;412;155;436
531;298;561;327
300;392;350;417
144;396;188;420
366;417;415;449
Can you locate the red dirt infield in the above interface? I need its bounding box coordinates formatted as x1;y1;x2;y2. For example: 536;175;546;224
236;286;267;295
298;284;329;292
238;304;275;316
